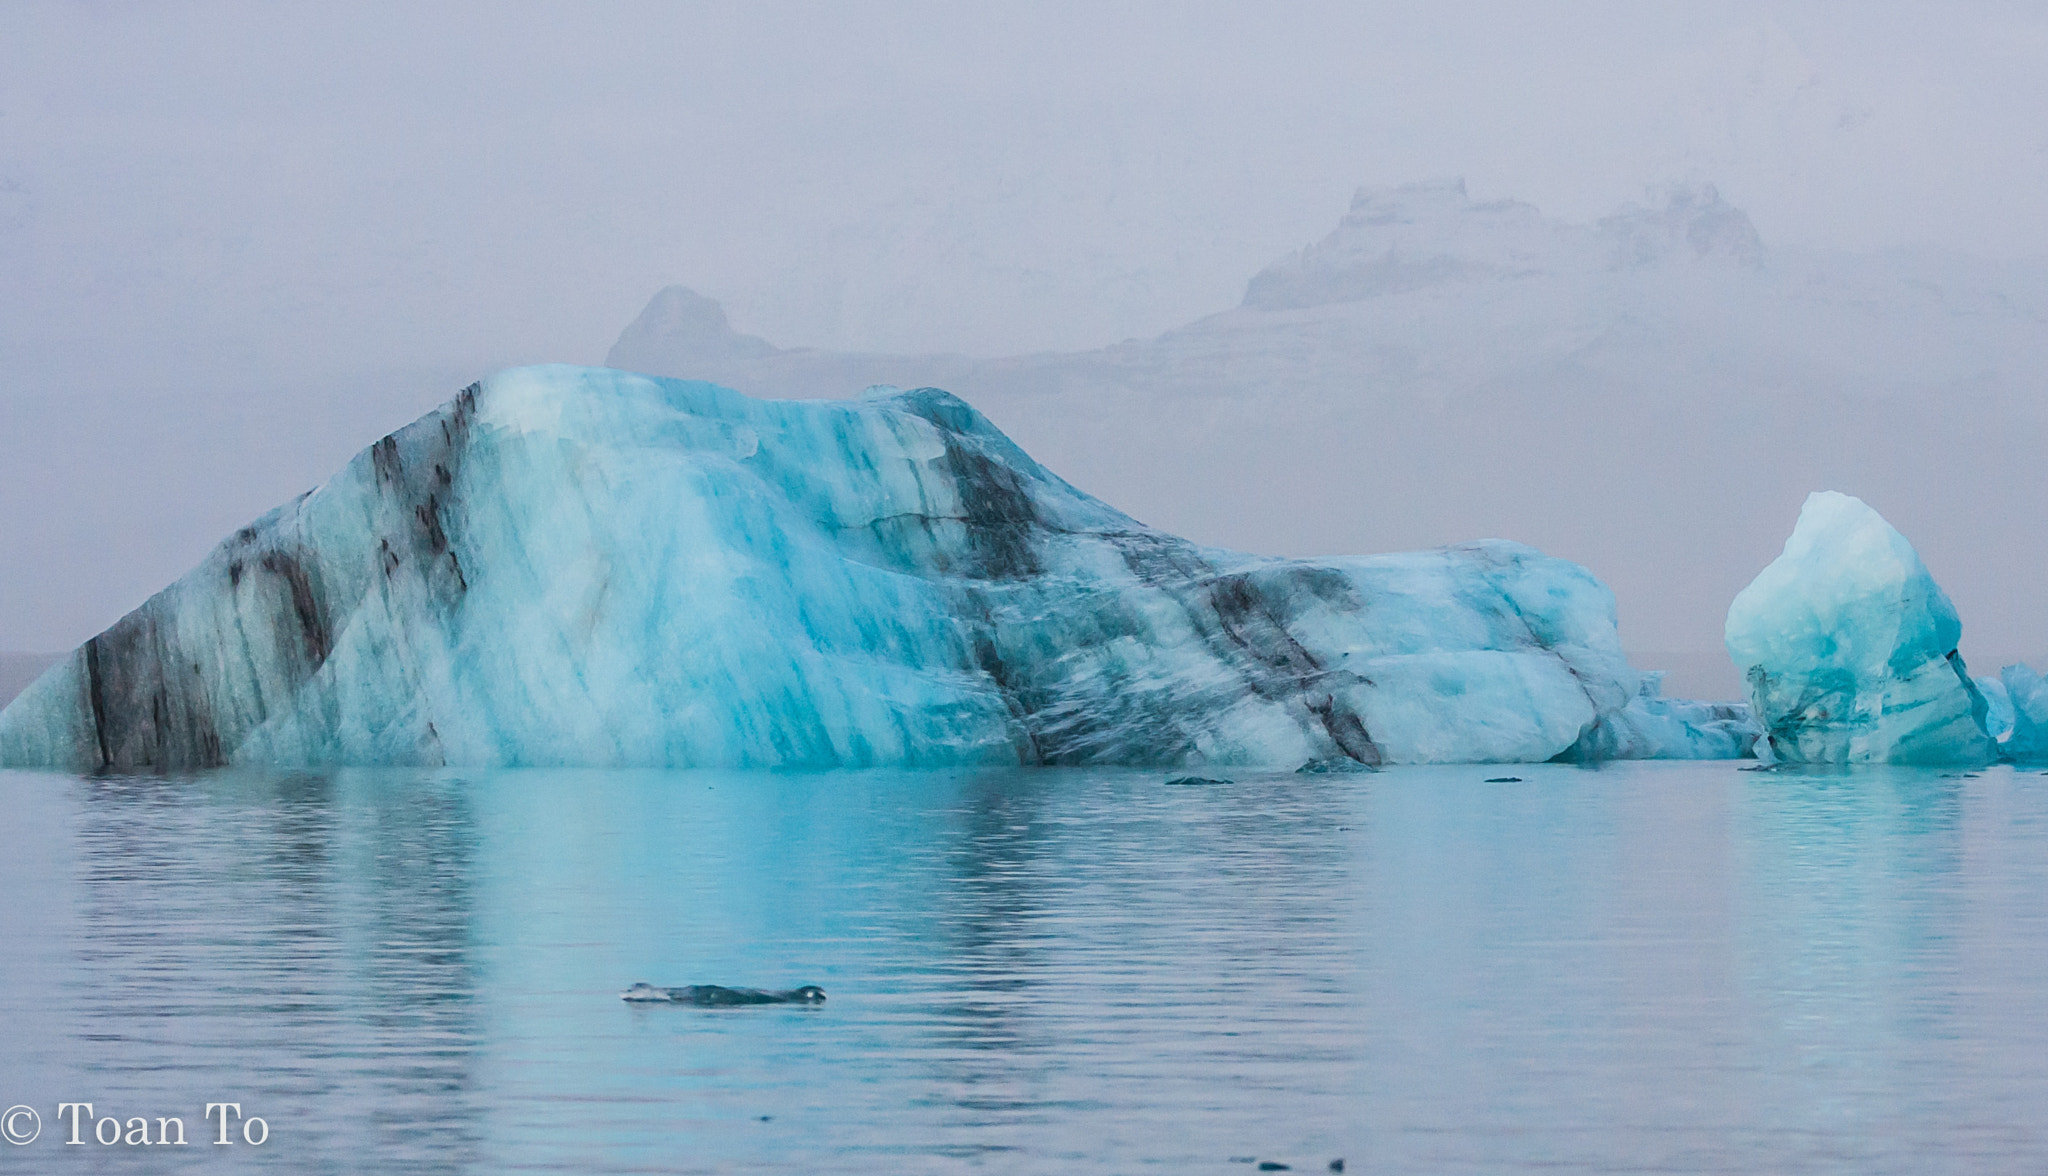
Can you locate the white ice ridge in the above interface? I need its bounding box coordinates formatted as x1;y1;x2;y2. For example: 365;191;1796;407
1726;491;1995;765
0;366;1754;771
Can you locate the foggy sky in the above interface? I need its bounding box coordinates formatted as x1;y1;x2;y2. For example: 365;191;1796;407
4;1;2047;654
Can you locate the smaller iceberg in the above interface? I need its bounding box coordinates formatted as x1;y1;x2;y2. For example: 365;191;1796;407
1725;491;1993;765
1995;664;2048;763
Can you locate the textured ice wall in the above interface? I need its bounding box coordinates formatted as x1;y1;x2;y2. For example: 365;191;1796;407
1726;491;1993;765
0;366;1750;771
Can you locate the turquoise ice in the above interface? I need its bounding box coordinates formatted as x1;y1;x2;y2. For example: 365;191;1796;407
1;366;1751;770
1726;491;1993;765
1980;674;2016;744
1998;664;2048;763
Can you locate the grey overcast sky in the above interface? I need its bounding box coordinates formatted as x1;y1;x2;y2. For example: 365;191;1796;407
3;1;2047;651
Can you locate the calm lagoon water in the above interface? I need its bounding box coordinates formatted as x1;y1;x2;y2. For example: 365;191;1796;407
3;761;2047;1173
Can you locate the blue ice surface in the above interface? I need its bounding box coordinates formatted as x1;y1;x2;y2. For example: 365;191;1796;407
1726;491;1995;766
1;366;1753;770
1997;664;2048;763
1980;674;2017;744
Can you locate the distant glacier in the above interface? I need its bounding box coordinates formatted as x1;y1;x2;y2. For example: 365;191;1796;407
0;366;1752;771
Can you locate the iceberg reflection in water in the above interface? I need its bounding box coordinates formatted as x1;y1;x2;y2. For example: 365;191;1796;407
3;764;2047;1173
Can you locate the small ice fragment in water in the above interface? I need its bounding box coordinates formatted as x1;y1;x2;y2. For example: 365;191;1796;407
621;982;826;1005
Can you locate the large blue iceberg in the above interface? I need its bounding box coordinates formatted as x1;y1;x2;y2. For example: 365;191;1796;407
1726;491;1995;765
0;366;1753;771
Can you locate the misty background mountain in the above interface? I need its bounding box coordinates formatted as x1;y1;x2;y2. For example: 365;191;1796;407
609;182;2048;698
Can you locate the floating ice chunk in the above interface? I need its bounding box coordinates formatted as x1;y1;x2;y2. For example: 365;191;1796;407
1725;491;1993;765
2001;664;2048;764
